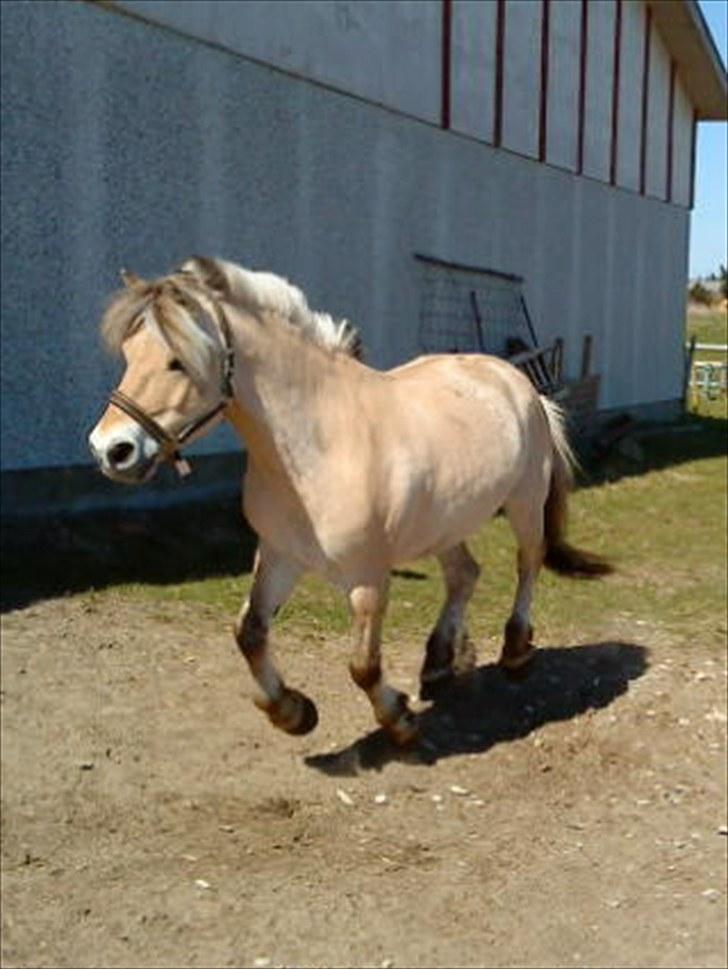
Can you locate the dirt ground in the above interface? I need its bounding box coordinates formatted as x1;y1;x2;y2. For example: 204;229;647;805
1;585;726;969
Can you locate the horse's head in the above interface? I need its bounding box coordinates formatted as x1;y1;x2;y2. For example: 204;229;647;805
88;270;234;483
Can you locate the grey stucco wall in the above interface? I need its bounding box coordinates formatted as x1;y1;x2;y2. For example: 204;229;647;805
2;0;688;480
115;0;442;125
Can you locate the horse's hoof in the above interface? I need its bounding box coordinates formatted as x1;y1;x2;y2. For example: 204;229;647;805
286;691;319;735
257;689;319;735
387;709;419;747
498;646;536;680
500;620;535;679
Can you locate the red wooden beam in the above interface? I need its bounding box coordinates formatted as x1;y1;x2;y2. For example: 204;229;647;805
577;0;589;175
666;60;676;202
689;107;698;209
639;4;652;195
441;0;452;130
494;0;506;147
539;0;551;162
609;0;622;186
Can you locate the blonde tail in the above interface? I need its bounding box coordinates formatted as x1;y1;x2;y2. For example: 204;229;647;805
540;398;613;578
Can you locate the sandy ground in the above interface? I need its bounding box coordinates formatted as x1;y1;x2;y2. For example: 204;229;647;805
1;591;726;969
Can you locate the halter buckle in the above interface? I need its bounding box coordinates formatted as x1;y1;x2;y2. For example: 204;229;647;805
173;455;192;477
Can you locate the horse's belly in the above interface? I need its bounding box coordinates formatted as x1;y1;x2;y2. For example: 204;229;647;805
384;454;516;563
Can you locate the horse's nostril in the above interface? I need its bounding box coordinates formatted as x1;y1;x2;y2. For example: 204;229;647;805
108;440;136;467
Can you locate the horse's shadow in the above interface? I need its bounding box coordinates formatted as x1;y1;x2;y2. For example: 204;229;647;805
305;641;648;776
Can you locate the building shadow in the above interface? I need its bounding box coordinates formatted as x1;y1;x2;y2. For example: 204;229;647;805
0;497;257;612
304;640;648;776
2;414;723;612
575;412;727;488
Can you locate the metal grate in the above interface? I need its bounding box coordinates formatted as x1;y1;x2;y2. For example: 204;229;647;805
416;254;535;357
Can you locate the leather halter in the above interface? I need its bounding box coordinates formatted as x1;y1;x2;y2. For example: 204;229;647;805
108;297;235;477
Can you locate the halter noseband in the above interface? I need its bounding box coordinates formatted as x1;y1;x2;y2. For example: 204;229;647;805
108;299;235;478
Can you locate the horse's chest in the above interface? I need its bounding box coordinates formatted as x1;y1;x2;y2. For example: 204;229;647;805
242;472;330;568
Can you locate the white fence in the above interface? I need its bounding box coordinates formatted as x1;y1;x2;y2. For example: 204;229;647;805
686;342;728;401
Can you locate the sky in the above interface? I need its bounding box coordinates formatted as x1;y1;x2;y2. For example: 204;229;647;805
691;0;727;279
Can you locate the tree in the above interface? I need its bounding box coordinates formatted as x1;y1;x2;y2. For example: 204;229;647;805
688;280;714;305
720;264;727;300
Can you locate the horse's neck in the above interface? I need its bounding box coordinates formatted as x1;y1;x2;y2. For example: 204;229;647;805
225;310;343;479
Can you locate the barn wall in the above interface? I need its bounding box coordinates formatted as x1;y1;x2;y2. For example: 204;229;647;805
582;0;616;183
546;0;581;172
616;0;646;192
451;0;497;143
501;0;542;159
114;0;699;205
113;0;443;126
671;76;694;207
645;21;672;200
0;0;697;495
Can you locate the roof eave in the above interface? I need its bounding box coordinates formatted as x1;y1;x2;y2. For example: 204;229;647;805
648;0;727;121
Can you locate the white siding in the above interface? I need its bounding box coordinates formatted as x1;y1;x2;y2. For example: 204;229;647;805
645;23;671;199
583;0;615;182
451;0;497;143
546;0;580;172
671;75;693;207
616;0;645;192
115;0;442;125
2;0;696;480
502;0;541;159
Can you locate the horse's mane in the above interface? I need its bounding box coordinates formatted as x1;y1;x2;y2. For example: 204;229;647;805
100;257;363;373
180;257;362;359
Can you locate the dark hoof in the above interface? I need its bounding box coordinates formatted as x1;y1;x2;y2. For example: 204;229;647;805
387;709;419;747
499;647;536;681
286;691;319;735
258;689;319;735
500;620;535;679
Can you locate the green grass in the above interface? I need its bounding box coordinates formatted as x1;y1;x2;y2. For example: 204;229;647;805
113;418;727;654
4;303;725;654
686;306;727;346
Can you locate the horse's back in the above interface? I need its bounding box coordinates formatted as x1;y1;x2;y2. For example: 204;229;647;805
388;352;532;393
384;352;543;447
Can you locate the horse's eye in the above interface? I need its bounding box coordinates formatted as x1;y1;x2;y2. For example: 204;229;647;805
168;358;185;373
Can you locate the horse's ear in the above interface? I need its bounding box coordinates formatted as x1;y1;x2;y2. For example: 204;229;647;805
120;269;142;289
181;256;229;297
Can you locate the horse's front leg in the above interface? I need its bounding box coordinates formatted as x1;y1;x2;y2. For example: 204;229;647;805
348;579;418;745
234;544;318;735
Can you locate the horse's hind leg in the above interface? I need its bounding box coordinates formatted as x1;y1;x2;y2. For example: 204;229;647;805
348;578;418;746
234;543;317;735
420;543;480;699
499;498;544;673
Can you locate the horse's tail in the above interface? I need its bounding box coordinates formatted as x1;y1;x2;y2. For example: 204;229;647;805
540;397;614;579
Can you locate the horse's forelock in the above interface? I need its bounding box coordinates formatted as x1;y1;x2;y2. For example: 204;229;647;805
101;277;219;387
100;287;151;353
148;285;219;386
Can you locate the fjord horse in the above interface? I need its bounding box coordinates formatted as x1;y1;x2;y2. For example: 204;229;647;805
89;257;611;745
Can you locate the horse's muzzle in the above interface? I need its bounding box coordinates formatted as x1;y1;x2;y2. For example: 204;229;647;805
88;428;159;485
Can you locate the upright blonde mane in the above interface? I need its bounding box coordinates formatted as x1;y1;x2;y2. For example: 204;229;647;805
179;256;362;358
